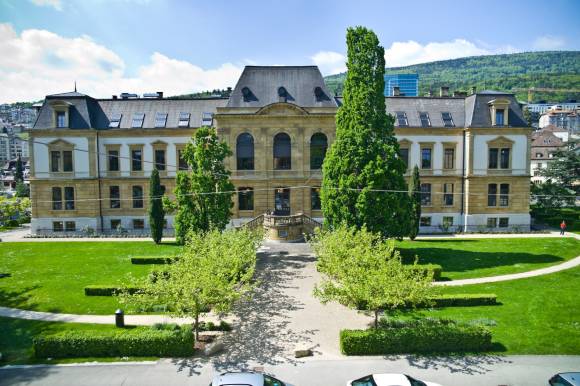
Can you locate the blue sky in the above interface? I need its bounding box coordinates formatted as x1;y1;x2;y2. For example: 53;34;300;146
0;0;579;102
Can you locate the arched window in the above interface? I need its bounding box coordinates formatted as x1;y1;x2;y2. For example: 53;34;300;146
236;133;254;170
310;133;328;170
273;133;291;170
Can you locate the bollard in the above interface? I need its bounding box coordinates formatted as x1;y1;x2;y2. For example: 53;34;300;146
115;309;124;328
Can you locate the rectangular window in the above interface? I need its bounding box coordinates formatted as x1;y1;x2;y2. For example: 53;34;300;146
419;112;431;127
311;188;321;210
52;187;62;210
443;148;454;169
154;112;168;128
131;149;142;171
108;150;119;171
178;149;188;170
421;148;432;169
443;183;454;206
110;219;121;230
132;186;143;208
109;113;122;128
487;218;497;228
399;148;409;168
201;112;213;126
420;216;431;227
395;111;408;127
488;148;498;169
499;217;509;228
155;149;166;170
499;184;509;206
442;216;454;228
500;148;510;169
56;111;66;128
178;112;190;128
63;150;73;172
238;187;254;211
65;221;76;232
420;183;432;206
488;184;497;206
51;151;61;172
442;112;454;127
64;187;75;210
52;221;64;232
131;113;145;128
495;109;505;126
133;219;145;230
110;186;120;209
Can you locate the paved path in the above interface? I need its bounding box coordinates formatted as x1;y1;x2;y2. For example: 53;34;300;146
2;355;580;386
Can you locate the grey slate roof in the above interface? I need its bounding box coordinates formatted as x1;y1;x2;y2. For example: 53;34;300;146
226;66;337;108
35;94;94;129
464;93;528;127
386;97;466;127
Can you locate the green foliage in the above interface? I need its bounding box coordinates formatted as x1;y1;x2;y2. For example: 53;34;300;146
531;206;580;232
84;285;142;296
311;225;435;328
173;127;234;245
321;26;410;237
325;51;580;103
408;166;421;240
119;228;262;340
407;264;442;281
539;139;580;195
130;256;174;265
0;196;30;224
148;168;165;244
531;180;575;212
14;156;24;183
339;319;493;355
429;294;497;307
33;325;194;358
15;182;29;198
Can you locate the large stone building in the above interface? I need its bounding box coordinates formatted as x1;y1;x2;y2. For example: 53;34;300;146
28;66;532;234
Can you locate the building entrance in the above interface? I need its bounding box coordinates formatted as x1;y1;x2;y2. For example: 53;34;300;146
274;188;290;215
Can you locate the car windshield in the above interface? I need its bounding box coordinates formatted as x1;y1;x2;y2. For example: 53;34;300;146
405;375;427;386
550;374;575;386
351;375;377;386
263;375;284;386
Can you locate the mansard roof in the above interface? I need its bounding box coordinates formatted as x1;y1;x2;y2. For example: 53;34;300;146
385;96;466;127
464;93;528;127
226;66;337;108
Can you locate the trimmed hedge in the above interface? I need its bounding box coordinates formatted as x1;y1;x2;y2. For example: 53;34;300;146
33;325;194;358
430;293;497;307
340;320;492;355
407;264;443;281
131;256;174;265
84;285;142;296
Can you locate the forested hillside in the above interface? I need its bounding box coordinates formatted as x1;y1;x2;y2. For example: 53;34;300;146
324;51;580;102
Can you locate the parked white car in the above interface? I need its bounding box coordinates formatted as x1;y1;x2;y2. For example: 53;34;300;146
347;373;442;386
210;371;293;386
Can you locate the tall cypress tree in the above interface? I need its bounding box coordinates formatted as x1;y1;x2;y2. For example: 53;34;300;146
408;165;421;240
149;168;165;244
15;156;24;183
321;26;410;237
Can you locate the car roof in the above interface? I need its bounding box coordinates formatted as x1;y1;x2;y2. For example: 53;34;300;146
559;373;580;385
373;374;410;386
214;372;264;386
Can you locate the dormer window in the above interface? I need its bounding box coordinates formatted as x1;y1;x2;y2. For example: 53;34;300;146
495;109;505;126
441;112;454;127
242;87;252;102
109;113;122;128
488;98;510;126
131;113;145;128
314;86;326;101
178;112;190;127
395;112;408;127
201;112;213;127
419;112;431;127
155;112;167;128
278;87;288;102
56;111;66;128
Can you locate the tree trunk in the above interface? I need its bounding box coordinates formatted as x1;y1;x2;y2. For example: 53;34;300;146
194;313;199;342
374;310;379;329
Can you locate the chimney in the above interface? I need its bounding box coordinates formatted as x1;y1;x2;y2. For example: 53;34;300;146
471;86;477;95
112;95;118;100
453;91;467;97
157;91;163;99
440;86;449;97
393;86;400;96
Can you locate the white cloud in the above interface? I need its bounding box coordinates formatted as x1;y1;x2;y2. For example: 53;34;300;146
533;35;566;50
311;51;346;75
30;0;62;11
0;24;243;103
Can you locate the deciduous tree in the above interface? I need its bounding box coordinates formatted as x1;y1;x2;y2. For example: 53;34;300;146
148;168;165;244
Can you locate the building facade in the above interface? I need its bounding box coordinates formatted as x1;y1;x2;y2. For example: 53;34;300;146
384;74;419;97
29;66;532;235
530;126;569;183
539;106;579;132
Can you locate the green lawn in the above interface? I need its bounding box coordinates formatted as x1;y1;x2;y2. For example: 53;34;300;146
0;317;157;365
0;242;181;315
408;264;580;354
397;237;580;280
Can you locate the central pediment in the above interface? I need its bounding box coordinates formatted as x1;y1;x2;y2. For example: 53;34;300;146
256;102;309;116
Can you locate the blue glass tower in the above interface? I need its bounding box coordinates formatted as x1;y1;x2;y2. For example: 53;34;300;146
384;74;419;97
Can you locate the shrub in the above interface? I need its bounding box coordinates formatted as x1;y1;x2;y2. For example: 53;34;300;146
430;294;497;307
131;256;174;265
407;264;442;281
33;325;194;358
340;320;492;355
84;285;142;296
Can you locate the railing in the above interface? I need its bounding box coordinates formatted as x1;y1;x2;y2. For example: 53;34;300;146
239;214;264;230
301;214;323;234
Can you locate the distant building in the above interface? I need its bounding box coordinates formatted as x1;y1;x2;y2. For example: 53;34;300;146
0;133;29;162
384;74;419;97
530;126;568;183
538;105;580;132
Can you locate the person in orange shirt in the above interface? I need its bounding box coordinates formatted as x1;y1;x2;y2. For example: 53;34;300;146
560;220;567;235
